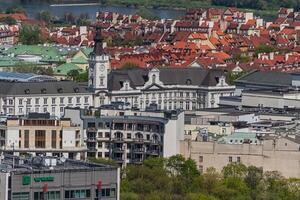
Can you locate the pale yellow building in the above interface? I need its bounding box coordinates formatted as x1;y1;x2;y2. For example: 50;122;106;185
180;136;300;178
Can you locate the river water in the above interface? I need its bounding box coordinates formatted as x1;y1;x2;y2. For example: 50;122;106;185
0;0;185;19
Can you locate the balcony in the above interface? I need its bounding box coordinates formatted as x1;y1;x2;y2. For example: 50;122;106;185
112;147;125;153
113;157;124;163
150;140;161;145
87;127;97;132
87;147;97;152
146;150;160;156
85;138;97;142
133;148;145;154
133;138;144;143
112;137;124;143
131;158;143;164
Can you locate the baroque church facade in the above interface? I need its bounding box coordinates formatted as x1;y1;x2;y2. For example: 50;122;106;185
88;27;235;110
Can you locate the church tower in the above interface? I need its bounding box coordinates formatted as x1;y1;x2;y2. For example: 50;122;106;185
88;26;110;92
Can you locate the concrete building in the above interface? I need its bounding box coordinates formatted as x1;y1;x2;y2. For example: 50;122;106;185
180;135;300;178
64;106;184;166
0;155;120;200
0;113;86;160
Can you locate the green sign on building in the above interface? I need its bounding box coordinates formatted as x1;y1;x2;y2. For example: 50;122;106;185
22;176;31;185
34;176;54;182
22;176;54;185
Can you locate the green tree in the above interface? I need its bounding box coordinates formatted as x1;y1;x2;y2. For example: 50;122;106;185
254;44;276;56
0;17;17;25
136;7;160;20
5;6;26;14
19;25;43;45
37;10;52;24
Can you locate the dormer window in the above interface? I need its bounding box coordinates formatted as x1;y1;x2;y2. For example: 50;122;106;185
186;79;192;85
152;74;156;83
41;88;46;94
74;88;79;93
58;88;63;93
24;89;30;94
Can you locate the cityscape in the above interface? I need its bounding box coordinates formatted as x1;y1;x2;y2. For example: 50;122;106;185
0;0;299;199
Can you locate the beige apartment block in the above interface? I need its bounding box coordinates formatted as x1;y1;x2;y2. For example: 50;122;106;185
1;113;86;160
180;137;300;178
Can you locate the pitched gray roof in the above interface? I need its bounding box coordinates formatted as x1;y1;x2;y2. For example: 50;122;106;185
107;68;226;91
0;81;90;96
235;71;292;87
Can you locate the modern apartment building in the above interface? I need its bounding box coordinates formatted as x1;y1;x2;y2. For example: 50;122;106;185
0;155;120;200
0;113;86;160
64;107;184;166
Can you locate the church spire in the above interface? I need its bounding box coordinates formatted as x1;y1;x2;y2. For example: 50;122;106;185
92;26;104;55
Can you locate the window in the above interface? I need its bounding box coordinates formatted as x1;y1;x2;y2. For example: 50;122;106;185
199;165;204;173
34;191;60;200
229;156;233;162
52;130;56;148
12;192;30;200
68;97;73;104
43;107;47;113
105;132;110;138
186;101;190;110
19;107;23;114
84;97;89;103
44;98;48;105
24;130;29;148
35;98;40;104
199;156;203;162
52;107;55;114
64;190;90;199
180;101;183;109
35;107;39;112
127;133;131;139
35;130;46;148
152;74;156;83
96;187;116;198
98;142;103;148
100;77;104;86
27;98;31;105
52;98;56;104
76;97;81;104
60;107;64;113
60;97;64;104
9;99;13;105
19;98;23;105
237;157;241;163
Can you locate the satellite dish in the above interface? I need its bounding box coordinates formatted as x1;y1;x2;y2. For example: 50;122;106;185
60;156;66;163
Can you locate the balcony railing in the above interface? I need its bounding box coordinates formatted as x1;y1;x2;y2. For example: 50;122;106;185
131;158;143;164
85;138;97;142
87;127;97;132
133;138;144;143
112;147;125;153
133;148;145;153
112;137;124;142
87;147;97;152
146;150;160;155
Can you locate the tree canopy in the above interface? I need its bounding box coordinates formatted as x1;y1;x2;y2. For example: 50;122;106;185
120;156;300;200
19;25;43;45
